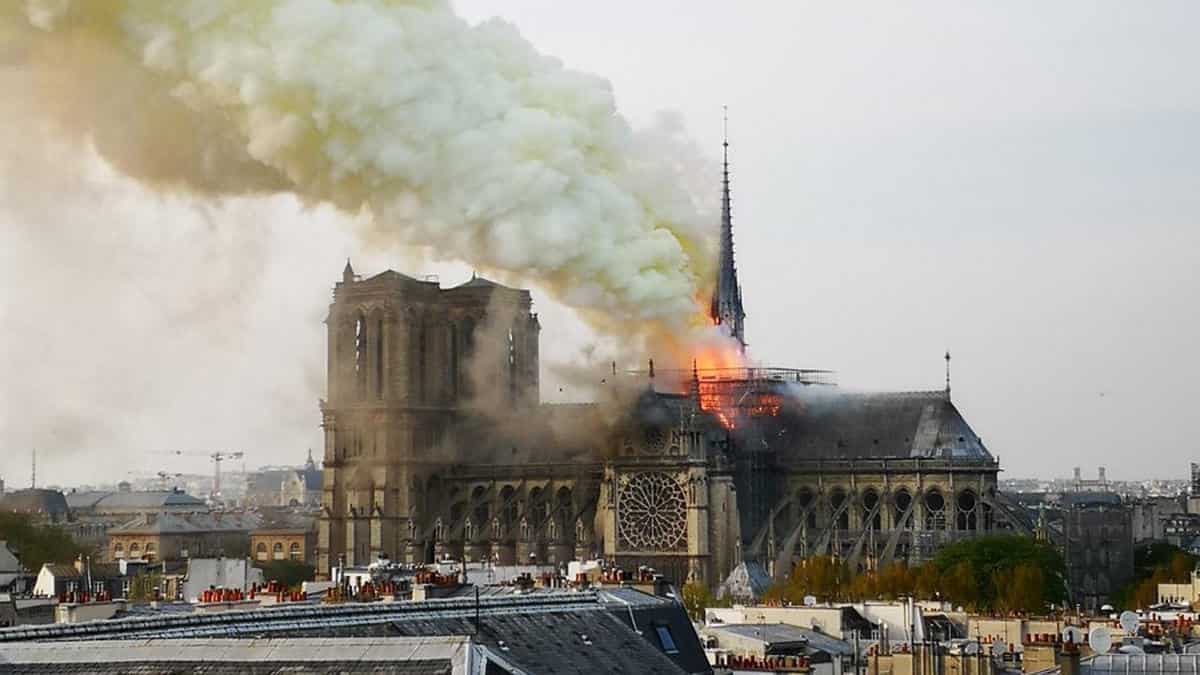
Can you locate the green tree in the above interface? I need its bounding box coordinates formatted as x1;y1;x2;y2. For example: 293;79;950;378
257;559;315;589
930;536;1066;612
1113;543;1196;610
126;574;162;602
0;511;88;572
764;556;852;604
995;562;1045;614
681;580;729;620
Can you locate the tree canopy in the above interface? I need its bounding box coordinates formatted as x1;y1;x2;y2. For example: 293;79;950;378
0;511;88;572
765;536;1067;614
1113;543;1195;610
256;559;315;589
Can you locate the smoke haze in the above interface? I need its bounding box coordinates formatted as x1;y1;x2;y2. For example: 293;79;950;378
4;0;718;335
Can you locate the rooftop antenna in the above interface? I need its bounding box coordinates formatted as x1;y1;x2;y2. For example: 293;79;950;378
944;351;952;398
31;448;36;489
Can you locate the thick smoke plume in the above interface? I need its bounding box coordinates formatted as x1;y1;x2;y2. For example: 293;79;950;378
4;0;719;347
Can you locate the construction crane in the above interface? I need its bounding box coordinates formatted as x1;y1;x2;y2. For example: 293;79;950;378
164;451;244;500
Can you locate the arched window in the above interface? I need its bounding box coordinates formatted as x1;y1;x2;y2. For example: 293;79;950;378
255;542;268;561
289;542;302;561
796;487;817;529
924;490;946;530
129;543;140;556
375;315;385;400
956;491;978;531
894;489;914;529
830;488;849;530
862;488;882;531
472;486;489;526
272;542;285;560
114;543;124;559
144;543;157;561
355;313;368;398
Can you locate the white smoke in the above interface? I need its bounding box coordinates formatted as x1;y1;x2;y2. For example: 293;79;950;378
5;0;719;345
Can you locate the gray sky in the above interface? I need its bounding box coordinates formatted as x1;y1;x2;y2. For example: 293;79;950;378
2;1;1198;485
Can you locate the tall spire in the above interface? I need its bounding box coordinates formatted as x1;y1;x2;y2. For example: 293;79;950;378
710;106;746;352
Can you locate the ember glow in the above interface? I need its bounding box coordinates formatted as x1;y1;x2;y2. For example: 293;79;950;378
689;328;747;430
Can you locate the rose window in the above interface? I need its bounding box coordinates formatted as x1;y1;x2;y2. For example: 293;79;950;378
618;472;688;550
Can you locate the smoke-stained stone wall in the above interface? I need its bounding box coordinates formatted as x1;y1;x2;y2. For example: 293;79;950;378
318;265;541;572
317;265;1009;589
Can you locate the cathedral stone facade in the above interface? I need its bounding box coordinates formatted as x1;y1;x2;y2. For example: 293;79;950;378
316;262;1003;586
317;144;1005;587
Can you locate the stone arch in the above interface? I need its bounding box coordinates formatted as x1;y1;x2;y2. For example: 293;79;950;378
555;486;574;533
830;487;849;530
861;487;882;530
499;485;518;536
795;486;818;529
924;488;946;530
955;490;978;530
893;488;914;529
471;485;489;526
526;486;547;526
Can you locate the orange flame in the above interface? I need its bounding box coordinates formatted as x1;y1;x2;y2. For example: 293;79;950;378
687;322;746;430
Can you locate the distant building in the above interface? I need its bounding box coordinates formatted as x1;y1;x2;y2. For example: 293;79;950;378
1057;492;1135;612
250;510;317;565
65;488;208;518
32;558;127;599
0;542;22;592
0;489;70;524
108;513;258;562
63;488;210;558
282;453;322;508
245;452;322;509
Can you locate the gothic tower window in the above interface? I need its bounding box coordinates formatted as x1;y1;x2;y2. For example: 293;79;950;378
418;325;427;402
375;316;384;399
507;328;517;400
354;313;368;398
450;324;459;398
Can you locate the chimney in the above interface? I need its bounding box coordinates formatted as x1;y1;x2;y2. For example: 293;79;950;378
1098;466;1107;483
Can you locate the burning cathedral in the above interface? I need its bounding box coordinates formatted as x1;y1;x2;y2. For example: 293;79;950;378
316;143;1010;590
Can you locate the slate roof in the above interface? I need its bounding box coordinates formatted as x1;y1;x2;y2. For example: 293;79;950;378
65;490;207;512
297;468;322;491
252;510;317;534
0;542;19;574
1060;492;1124;508
767;390;993;462
0;591;705;674
386;607;688;674
109;512;259;535
717;561;772;603
0;637;462;674
41;563;123;580
0;490;69;515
